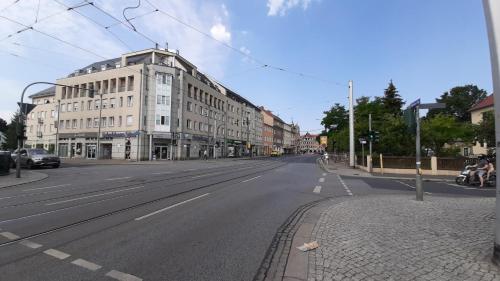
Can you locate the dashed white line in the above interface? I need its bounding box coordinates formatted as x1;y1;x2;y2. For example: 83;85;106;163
322;173;327;176
106;270;143;281
397;180;415;189
241;176;261;183
191;172;220;179
151;171;172;175
319;178;325;183
337;175;353;196
0;231;20;240
105;177;131;181
135;193;210;221
183;169;197;172
71;258;102;271
46;186;144;206
23;184;72;191
0;196;12;200
313;186;322;194
445;183;462;187
19;240;42;249
44;249;71;260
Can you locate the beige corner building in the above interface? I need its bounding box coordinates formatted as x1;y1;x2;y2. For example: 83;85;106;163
25;48;273;160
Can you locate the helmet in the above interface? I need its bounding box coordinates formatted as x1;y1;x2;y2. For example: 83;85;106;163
478;154;486;160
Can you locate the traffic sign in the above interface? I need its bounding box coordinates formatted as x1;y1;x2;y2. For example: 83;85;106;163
409;98;421;108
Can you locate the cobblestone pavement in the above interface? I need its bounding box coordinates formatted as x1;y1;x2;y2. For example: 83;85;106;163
308;195;500;281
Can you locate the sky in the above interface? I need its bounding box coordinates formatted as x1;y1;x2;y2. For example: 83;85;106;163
0;0;494;134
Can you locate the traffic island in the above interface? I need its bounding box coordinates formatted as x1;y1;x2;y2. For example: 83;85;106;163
0;169;48;188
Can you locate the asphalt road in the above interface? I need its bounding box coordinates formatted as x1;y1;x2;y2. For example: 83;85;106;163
0;155;493;281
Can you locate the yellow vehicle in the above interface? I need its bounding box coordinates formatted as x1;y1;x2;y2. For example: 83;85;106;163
271;150;280;157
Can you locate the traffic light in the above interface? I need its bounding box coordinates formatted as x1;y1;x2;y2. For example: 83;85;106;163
17;123;27;141
367;131;380;143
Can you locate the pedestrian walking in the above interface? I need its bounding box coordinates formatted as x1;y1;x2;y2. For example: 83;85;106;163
203;150;208;160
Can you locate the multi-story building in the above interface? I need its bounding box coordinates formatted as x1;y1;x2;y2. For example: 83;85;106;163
260;107;274;156
291;123;301;154
25;48;270;160
25;86;58;153
299;132;322;153
272;115;284;154
283;123;293;154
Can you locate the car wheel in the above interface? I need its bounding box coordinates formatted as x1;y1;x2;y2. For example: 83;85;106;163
52;164;60;168
27;160;34;170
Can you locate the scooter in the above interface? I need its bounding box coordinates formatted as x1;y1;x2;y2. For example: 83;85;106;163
455;165;496;187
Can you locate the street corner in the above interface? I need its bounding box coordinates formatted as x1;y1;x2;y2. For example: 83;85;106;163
303;194;499;281
0;169;48;189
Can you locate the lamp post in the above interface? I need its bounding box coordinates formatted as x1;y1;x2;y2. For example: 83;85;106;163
17;82;95;178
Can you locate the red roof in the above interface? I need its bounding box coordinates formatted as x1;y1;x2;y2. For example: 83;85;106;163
470;94;494;112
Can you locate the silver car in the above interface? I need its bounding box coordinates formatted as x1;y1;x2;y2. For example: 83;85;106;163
11;148;60;169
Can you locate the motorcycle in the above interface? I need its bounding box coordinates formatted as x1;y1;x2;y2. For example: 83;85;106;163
455;165;496;187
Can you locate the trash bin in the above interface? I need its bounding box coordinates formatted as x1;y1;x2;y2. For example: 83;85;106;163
0;151;11;176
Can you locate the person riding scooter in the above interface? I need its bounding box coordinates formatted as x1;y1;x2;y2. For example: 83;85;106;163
469;155;489;187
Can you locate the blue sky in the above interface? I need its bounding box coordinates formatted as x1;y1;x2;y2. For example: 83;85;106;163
0;0;493;133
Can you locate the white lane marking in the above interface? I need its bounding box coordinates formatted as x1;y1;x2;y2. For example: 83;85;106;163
322;173;327;176
425;192;432;195
319;178;325;183
337;175;353;196
151;171;172;175
19;240;42;249
44;249;70;260
313;186;322;194
23;184;72;192
0;231;20;240
191;172;220;179
397;181;415;189
46;186;144;206
106;270;143;281
71;258;102;271
464;187;491;190
183;169;196;172
105;177;131;181
241;176;262;183
445;183;462;187
135;193;210;221
0;196;12;200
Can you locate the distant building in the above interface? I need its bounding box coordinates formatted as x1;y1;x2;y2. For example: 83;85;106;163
469;94;494;156
299;132;322;153
0;131;6;148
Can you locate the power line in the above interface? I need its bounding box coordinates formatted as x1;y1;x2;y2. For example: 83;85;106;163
52;0;134;51
85;0;158;46
0;14;107;59
0;49;67;71
0;0;20;14
104;9;158;29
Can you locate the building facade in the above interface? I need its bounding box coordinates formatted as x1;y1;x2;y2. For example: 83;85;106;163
299;132;322;153
25;48;277;160
469;94;494;156
261;108;274;155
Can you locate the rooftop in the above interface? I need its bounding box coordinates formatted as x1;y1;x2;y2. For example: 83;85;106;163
28;86;56;99
470;94;494;112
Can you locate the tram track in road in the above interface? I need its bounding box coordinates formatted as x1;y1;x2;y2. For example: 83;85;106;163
0;160;282;210
0;161;288;248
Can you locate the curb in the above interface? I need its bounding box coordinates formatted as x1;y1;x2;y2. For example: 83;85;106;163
317;158;456;183
0;170;49;189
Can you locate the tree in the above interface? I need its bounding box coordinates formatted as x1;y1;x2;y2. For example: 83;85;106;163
427;85;487;122
3;113;22;150
382;80;404;116
421;114;474;156
475;111;495;151
0;117;7;133
321;103;348;131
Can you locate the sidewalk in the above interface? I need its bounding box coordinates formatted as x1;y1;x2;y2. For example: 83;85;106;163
61;156;269;166
304;195;499;281
0;169;48;188
320;160;456;182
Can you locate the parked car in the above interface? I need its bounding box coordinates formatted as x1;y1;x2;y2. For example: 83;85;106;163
11;148;60;169
271;150;280;157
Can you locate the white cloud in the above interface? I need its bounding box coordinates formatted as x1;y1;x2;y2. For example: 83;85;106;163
240;46;250;55
221;4;229;17
267;0;314;16
210;23;231;44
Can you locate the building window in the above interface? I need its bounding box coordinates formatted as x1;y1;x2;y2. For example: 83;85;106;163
61;87;66;99
102;99;108;109
118;116;122;127
73;102;79;112
127;76;134;91
188;83;192;98
187;101;192;111
72;119;77;129
87;118;92;128
109;116;114;127
186;119;192;129
156;115;161;125
126;115;133;126
80;119;83;129
94;118;99;127
101;117;107;128
110;98;116;108
119;97;123;107
87;100;92;111
127;96;133;107
95;100;100;110
118;77;126;92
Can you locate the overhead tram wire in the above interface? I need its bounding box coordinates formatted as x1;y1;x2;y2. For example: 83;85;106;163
0;1;90;42
52;0;134;51
0;15;107;59
0;0;20;13
84;0;159;47
143;0;345;87
104;9;158;29
0;49;68;72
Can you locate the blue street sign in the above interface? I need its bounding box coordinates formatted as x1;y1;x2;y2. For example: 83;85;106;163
409;98;421;108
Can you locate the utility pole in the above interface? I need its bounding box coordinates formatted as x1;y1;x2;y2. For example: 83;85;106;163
96;95;103;160
348;80;355;167
55;99;61;157
482;0;500;263
415;105;423;201
369;113;372;157
214;117;217;159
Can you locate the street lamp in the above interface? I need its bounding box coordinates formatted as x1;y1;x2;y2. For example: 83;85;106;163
16;82;95;178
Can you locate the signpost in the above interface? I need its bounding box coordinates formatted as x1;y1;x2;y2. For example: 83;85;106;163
408;100;445;201
359;138;367;167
